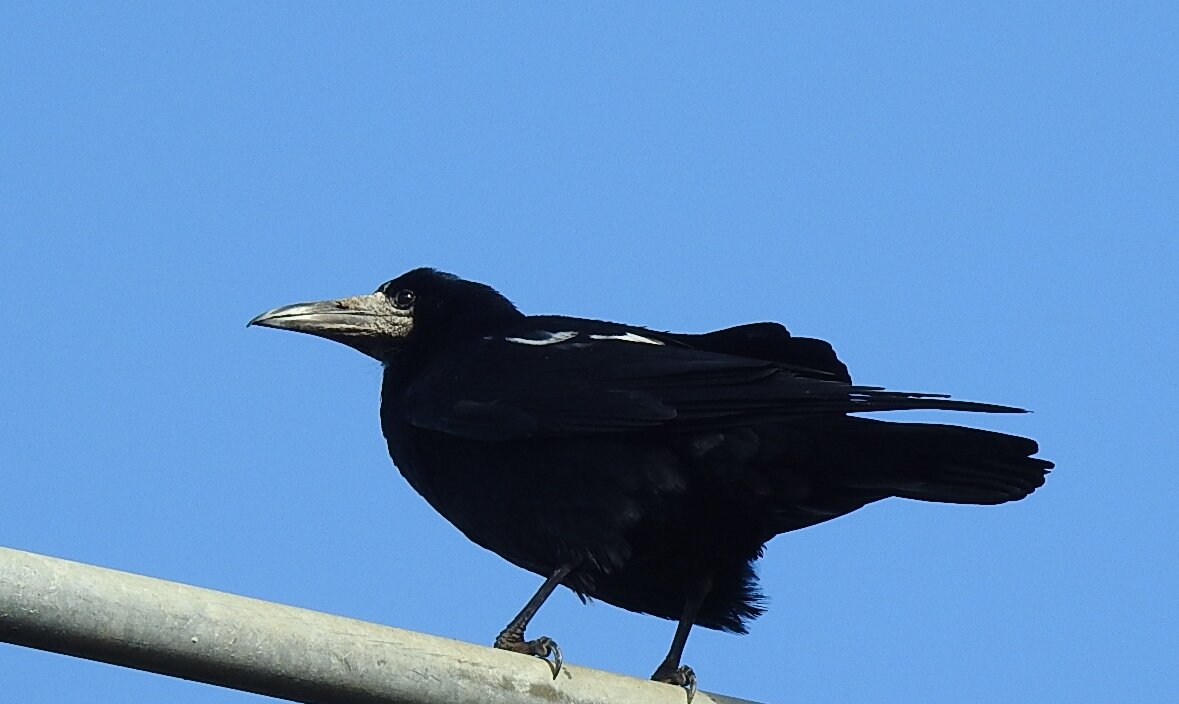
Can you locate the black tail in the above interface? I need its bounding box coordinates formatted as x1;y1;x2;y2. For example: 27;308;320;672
818;417;1053;505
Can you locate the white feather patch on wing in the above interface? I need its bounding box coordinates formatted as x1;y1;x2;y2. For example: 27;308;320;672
588;332;665;345
505;331;580;346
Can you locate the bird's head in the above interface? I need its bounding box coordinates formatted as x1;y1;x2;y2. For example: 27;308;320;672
248;268;520;363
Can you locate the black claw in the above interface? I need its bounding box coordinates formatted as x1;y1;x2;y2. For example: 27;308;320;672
653;665;696;704
538;636;562;679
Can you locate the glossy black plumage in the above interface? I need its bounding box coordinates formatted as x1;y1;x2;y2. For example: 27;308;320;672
251;267;1052;687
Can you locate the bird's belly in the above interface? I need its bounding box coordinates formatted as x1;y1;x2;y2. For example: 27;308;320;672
386;426;781;631
388;430;690;576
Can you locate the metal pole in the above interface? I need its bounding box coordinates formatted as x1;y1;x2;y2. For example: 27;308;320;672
0;547;761;704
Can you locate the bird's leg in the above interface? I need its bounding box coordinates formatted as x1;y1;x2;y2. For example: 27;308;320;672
493;562;576;678
651;576;712;703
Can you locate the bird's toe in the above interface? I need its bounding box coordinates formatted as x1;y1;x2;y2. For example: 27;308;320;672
494;634;563;679
652;664;697;703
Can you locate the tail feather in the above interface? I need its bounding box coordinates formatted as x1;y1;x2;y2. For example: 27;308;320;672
889;457;1051;504
815;417;1052;505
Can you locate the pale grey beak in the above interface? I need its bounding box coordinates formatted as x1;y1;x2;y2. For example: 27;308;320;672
249;292;411;360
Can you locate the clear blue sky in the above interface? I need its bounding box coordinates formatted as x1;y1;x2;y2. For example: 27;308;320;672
2;3;1175;703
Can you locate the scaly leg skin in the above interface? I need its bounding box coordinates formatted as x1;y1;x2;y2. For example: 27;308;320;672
492;564;574;679
650;576;711;703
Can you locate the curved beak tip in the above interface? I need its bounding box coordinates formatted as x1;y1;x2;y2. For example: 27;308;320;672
247;309;281;329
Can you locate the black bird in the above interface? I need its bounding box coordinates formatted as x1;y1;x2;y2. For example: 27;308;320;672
250;268;1051;698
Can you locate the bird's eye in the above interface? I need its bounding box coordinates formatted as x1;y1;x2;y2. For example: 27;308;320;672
390;289;416;309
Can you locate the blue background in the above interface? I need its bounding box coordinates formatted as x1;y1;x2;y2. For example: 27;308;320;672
2;3;1176;702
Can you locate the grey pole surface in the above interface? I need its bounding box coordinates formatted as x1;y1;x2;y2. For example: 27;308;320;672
0;546;763;704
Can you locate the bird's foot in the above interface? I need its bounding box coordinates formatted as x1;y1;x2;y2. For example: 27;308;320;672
494;632;563;679
652;664;697;703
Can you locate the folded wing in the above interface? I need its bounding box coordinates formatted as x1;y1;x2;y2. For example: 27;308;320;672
402;326;1025;441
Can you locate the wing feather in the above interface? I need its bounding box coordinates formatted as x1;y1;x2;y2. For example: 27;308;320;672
402;332;1023;440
